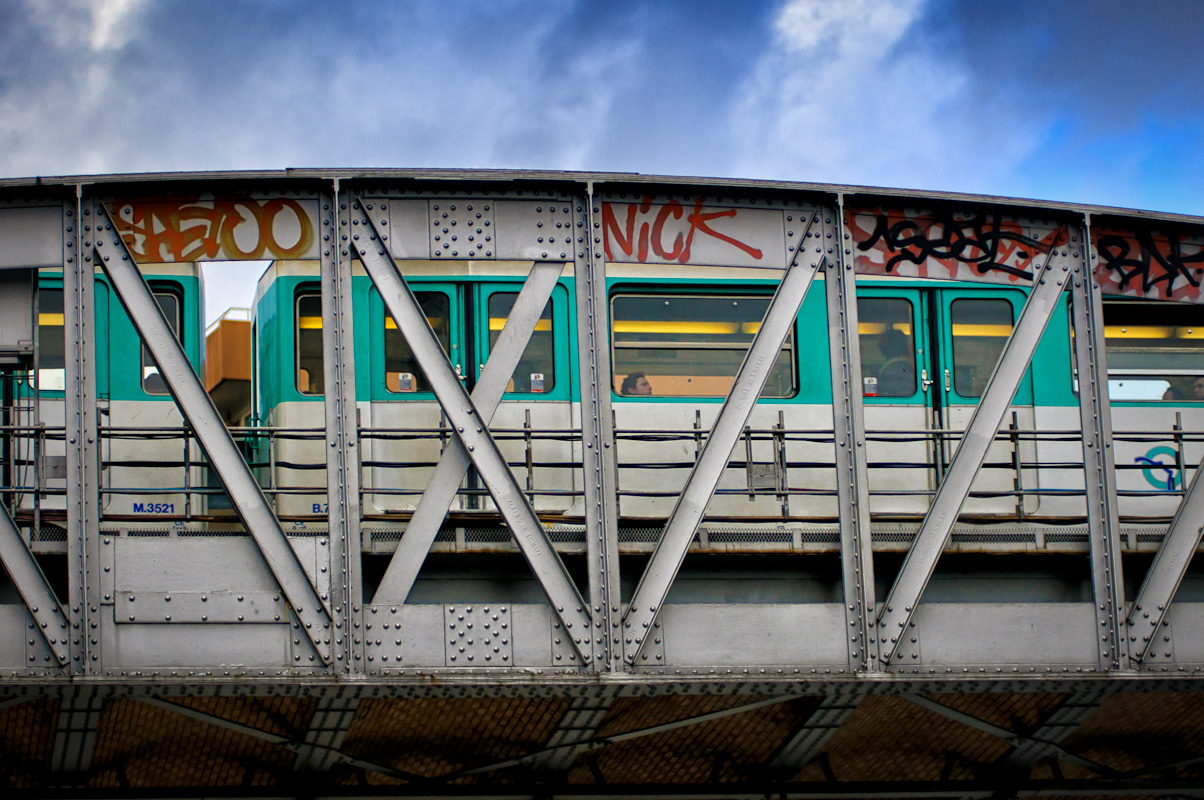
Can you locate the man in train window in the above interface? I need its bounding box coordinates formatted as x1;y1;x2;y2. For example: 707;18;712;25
621;372;652;396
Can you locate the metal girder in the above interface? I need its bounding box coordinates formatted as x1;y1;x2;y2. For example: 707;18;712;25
50;686;104;779
371;260;563;605
580;184;622;671
349;196;592;661
1128;459;1204;662
138;696;419;782
444;694;805;782
1000;685;1114;771
91;204;333;664
1074;218;1127;670
876;243;1072;666
293;696;360;773
904;694;1111;776
67;194;99;671
828;198;876;672
531;689;618;773
621;214;821;664
321;186;360;670
768;691;865;777
0;501;69;664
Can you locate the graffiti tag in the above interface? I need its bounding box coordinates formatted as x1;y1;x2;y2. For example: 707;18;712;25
112;197;317;262
1093;227;1204;304
1136;445;1180;490
602;197;766;265
847;208;1068;284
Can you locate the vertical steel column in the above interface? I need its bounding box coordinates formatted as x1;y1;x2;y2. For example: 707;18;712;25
827;197;876;672
581;183;621;671
1076;217;1127;670
321;184;360;671
66;192;99;672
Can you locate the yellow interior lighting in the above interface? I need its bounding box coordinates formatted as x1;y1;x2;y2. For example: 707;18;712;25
1105;326;1204;339
298;316;322;330
614;321;742;335
488;318;552;332
951;324;1013;337
857;322;913;335
385;317;448;330
39;313;64;326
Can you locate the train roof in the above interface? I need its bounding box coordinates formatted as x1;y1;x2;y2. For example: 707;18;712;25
2;167;1202;228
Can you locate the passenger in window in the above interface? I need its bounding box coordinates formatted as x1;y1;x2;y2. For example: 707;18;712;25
876;330;915;397
621;372;652;396
1195;377;1204;400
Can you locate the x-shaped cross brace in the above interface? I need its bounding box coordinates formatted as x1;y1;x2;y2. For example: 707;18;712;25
351;197;592;661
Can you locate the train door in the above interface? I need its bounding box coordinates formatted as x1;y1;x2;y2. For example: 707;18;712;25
859;287;1035;518
366;283;464;515
471;281;575;515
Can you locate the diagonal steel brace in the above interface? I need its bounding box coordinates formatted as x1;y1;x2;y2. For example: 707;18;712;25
93;206;333;664
0;503;70;665
351;197;592;660
372;261;563;605
622;214;820;664
876;248;1071;666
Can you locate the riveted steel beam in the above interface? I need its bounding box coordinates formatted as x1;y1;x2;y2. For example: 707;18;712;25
0;503;69;665
1075;217;1127;670
67;193;99;672
580;184;622;671
1128;459;1204;663
371;260;563;605
829;197;876;672
621;213;821;664
321;185;360;670
1000;685;1114;771
91;204;333;665
350;196;592;661
877;240;1072;666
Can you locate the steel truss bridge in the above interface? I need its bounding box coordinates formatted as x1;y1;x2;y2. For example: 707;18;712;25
0;169;1201;799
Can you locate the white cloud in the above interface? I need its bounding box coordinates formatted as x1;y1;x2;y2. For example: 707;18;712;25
728;0;1043;194
21;0;147;51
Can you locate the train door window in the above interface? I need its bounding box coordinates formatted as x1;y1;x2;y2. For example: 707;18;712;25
1103;300;1204;401
295;292;323;395
610;293;796;398
858;297;916;398
949;298;1013;398
385;291;452;393
141;289;181;395
485;292;554;393
35;288;65;391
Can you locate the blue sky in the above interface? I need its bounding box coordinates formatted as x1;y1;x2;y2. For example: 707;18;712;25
2;0;1202;319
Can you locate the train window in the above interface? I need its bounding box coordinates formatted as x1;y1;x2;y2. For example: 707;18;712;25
610;294;795;398
858;298;915;397
1103;301;1204;401
296;292;323;395
488;293;554;393
35;288;65;390
141;290;181;395
950;298;1013;398
385;292;451;392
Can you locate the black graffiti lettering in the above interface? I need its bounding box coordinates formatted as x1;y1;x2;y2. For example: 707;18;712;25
1097;229;1204;298
857;212;1058;279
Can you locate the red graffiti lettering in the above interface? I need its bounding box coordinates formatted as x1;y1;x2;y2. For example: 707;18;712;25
112;197;315;262
602;196;764;264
